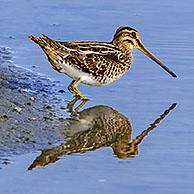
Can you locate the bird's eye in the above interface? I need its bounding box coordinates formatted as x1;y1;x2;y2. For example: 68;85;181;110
131;32;136;38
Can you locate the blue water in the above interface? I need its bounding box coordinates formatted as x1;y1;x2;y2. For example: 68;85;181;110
0;0;194;194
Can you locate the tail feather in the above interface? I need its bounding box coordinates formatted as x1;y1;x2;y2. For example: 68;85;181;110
29;35;69;72
28;35;45;47
28;35;62;50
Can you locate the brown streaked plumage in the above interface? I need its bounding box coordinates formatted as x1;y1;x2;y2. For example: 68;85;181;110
29;26;177;99
28;103;176;170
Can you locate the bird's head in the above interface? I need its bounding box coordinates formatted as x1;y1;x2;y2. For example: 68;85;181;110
113;26;177;78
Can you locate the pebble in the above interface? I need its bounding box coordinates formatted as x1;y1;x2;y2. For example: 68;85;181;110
29;116;39;121
58;89;65;93
13;106;22;113
30;97;36;101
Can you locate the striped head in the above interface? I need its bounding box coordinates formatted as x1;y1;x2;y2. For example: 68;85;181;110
112;26;177;78
113;26;141;49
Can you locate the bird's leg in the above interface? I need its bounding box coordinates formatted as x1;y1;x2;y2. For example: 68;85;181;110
68;79;88;100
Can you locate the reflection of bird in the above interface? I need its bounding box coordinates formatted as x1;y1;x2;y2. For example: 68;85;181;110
28;103;176;170
29;26;177;99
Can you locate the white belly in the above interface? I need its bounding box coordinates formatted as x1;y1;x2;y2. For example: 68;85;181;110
60;62;101;86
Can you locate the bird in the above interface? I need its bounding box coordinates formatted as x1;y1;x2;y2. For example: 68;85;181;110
29;26;177;99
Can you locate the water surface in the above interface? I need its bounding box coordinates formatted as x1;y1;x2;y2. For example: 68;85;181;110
0;0;194;194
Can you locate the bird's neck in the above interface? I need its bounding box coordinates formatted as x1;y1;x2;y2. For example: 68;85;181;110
112;39;133;65
113;39;133;54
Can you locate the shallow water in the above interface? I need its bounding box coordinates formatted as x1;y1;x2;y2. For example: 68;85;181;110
1;0;194;194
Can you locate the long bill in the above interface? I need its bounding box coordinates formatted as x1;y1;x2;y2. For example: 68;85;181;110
137;41;177;78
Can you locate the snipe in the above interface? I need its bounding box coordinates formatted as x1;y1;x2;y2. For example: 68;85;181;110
29;26;177;99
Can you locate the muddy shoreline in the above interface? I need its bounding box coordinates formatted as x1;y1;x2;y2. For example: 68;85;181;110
0;46;70;166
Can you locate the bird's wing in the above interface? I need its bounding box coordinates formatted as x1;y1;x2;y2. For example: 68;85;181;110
29;35;123;76
60;41;124;75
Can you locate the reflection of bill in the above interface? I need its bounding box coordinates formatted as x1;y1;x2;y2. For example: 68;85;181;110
28;103;176;170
